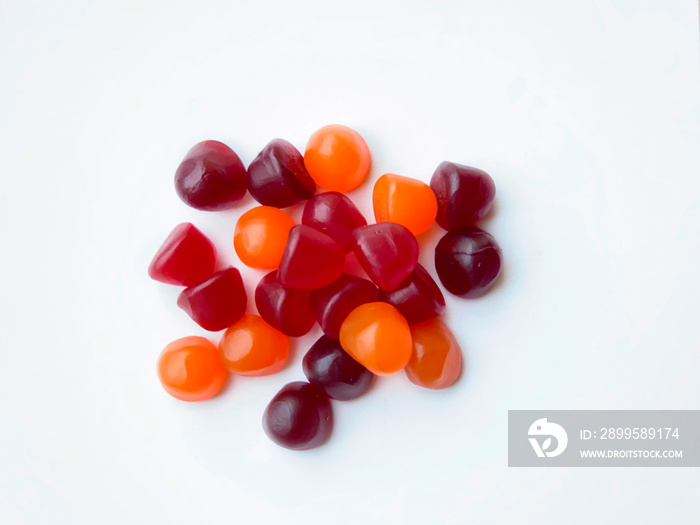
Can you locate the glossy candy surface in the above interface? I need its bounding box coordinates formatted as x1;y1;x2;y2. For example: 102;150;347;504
278;225;345;290
303;336;374;400
247;139;316;207
255;271;315;337
373;173;438;236
339;302;412;376
302;191;367;252
310;274;379;340
435;227;502;298
304;125;371;192
148;222;216;286
379;264;445;325
405;319;462;389
234;206;295;269
219;315;289;376
352;223;419;291
430;162;495;229
175;140;247;211
263;382;333;450
177;267;247;331
151;125;507;452
157;336;227;401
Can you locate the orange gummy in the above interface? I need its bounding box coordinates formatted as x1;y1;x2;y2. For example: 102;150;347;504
339;302;412;376
373;173;438;236
157;336;227;402
219;314;289;376
405;319;462;389
304;124;371;192
234;206;295;269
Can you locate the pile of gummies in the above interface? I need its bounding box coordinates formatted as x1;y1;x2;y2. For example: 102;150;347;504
149;124;502;450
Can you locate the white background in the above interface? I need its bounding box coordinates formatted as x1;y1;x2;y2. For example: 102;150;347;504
1;0;699;523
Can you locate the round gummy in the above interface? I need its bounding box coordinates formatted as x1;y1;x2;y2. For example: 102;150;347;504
303;336;374;401
263;382;333;450
434;227;502;298
247;139;316;208
174;140;247;211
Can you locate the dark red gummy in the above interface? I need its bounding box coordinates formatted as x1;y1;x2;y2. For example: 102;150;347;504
255;271;315;337
247;139;316;208
302;192;367;252
430;161;496;230
302;336;374;401
262;381;333;450
278;225;345;290
148;223;216;286
378;264;445;325
177;267;247;331
174;140;247;211
352;223;419;291
310;274;379;340
435;227;502;298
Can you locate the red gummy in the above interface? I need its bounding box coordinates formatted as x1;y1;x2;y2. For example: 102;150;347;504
174;140;248;211
302;336;374;401
263;381;333;450
430;161;495;229
309;274;379;340
302;191;367;252
247;139;316;208
435;227;502;297
255;271;316;337
148;223;216;286
278;225;345;290
352;223;419;291
378;264;445;325
177;267;247;331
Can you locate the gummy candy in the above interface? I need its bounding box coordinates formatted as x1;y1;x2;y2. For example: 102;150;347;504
304;124;370;192
247;139;315;207
303;336;374;400
263;382;333;450
175;140;247;211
